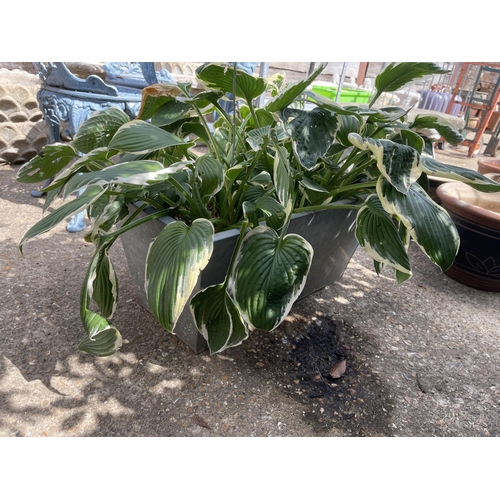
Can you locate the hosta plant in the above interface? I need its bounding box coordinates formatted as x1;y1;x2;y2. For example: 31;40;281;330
17;62;500;357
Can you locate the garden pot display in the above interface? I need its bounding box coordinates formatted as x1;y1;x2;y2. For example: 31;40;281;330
436;179;500;292
477;158;500;176
120;204;359;353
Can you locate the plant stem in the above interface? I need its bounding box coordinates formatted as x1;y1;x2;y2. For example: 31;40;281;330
293;203;363;213
166;176;211;219
104;190;166;211
105;207;171;240
226;149;262;223
221;220;248;292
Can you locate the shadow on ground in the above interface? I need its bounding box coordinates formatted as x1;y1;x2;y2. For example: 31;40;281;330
2;161;500;437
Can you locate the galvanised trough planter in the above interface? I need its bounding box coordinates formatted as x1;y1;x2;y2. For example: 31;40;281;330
120;203;359;353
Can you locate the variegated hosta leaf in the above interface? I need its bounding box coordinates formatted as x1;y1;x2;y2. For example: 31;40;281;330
19;186;105;251
108;120;187;154
366;106;409;124
78;245;122;356
282;107;341;169
335;114;363;147
266;63;327;112
273;144;294;216
90;246;118;319
87;197;126;242
409;114;464;145
393;129;426;154
196;63;266;105
250;171;272;187
349;133;422;194
146;219;214;332
421;157;500;192
299;176;332;205
72;107;130;154
377;177;459;272
16;143;77;184
150;99;191;127
242;201;259;227
179;121;212;146
395;219;413;284
137;84;184;120
178;90;222;109
255;195;287;231
41;148;114;198
246;125;271;150
190;284;248;354
307;90;366;116
230;226;313;331
196;154;225;201
78;310;122;357
370;63;448;106
243;184;266;204
240;107;275;129
62;160;166;196
356;194;411;274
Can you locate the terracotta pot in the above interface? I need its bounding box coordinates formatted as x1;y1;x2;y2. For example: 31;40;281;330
477;158;500;176
436;181;500;292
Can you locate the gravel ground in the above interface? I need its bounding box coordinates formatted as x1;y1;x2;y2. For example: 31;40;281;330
1;144;500;437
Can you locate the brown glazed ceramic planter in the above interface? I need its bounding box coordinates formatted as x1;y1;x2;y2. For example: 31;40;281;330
477;158;500;176
436;180;500;292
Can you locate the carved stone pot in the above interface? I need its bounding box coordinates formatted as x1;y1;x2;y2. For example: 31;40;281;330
436;177;500;292
119;204;359;352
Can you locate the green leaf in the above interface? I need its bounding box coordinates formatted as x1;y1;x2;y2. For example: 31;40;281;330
151;99;191;127
146;219;214;332
242;201;260;228
255;196;287;231
273;144;294;216
377;177;459;271
179;90;223;109
282;107;341;169
72;107;130;154
355;194;411;274
91;246;118;318
230;226;313;331
19;186;105;251
196;63;266;105
137;84;184;121
371;63;449;106
196;154;225;201
421;157;500;192
349;133;422;194
410;114;464;145
266;63;328;112
87;197;125;240
16;143;77;184
240;107;275;129
366;106;409;124
78;243;123;357
179;121;212;145
78;312;122;357
307;91;366;116
336;114;362;147
108;120;187;154
190;284;248;354
393;128;426;154
246;125;271;150
298;175;329;193
62;160;167;196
